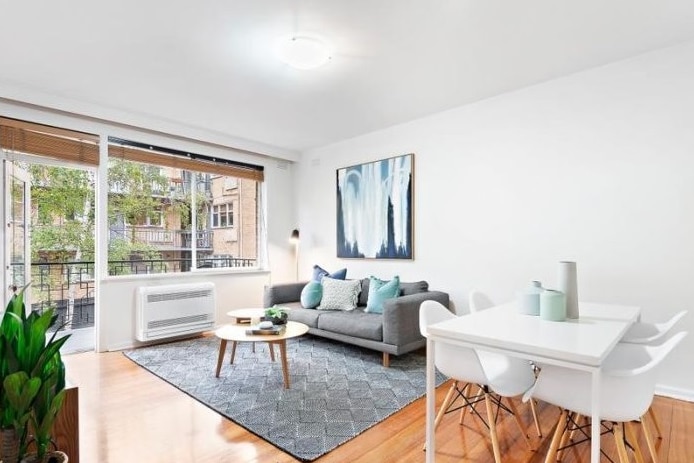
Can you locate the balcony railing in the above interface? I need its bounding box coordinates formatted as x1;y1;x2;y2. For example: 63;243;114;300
20;260;96;331
109;227;213;250
108;256;256;275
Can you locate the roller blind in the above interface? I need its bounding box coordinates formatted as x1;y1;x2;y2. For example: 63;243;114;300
0;117;99;166
108;138;264;182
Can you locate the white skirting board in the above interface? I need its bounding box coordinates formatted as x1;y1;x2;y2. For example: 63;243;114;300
655;384;694;403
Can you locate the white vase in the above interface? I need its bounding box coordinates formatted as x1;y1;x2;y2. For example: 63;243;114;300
557;261;579;319
518;280;543;316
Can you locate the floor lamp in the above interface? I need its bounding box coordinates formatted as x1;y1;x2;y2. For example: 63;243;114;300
290;229;300;281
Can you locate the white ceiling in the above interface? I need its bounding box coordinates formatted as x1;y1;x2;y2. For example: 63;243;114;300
2;0;694;157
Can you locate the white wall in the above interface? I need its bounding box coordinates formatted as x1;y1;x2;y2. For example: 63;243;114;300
0;100;298;352
100;271;270;351
297;41;694;399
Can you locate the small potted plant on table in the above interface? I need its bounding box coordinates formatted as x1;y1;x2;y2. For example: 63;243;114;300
264;306;288;325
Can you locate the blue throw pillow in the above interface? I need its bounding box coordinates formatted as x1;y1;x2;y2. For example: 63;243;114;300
300;281;323;309
366;275;401;314
311;265;347;282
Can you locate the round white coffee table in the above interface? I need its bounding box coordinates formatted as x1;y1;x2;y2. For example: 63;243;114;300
226;308;291;354
214;321;309;388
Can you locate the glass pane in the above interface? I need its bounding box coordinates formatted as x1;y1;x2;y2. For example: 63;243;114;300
108;155;261;274
9;175;26;289
27;164;96;332
202;175;258;269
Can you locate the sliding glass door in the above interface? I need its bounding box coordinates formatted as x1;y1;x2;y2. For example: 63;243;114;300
3;159;31;307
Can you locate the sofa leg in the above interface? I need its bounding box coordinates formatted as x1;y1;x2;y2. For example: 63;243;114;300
383;352;390;368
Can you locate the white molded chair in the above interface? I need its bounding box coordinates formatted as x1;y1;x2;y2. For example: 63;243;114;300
468;290;543;437
420;300;537;462
526;331;687;463
619;309;687;440
621;310;687;344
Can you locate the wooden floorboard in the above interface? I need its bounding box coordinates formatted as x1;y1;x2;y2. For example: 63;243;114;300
63;350;693;463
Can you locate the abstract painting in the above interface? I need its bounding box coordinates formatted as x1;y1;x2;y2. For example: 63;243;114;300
336;153;413;259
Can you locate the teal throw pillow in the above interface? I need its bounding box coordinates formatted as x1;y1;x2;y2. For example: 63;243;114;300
366;275;401;314
312;265;347;282
300;281;323;309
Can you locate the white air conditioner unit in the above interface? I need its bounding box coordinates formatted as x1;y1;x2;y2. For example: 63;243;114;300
136;282;216;341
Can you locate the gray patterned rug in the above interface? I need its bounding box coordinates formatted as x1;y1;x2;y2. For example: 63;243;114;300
124;334;444;461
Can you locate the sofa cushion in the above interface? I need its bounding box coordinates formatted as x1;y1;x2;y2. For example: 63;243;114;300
317;309;383;341
286;307;322;328
300;281;323;309
318;277;361;311
400;280;429;296
273;301;303;310
312;265;347;282
366;276;401;314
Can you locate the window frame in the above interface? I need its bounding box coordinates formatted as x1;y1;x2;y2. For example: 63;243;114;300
106;139;263;277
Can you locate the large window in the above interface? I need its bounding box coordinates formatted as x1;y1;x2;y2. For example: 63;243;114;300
107;138;263;275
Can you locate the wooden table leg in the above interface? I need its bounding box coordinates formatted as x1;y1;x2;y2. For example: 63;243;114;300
268;342;275;362
278;340;290;388
230;341;238;364
216;339;227;377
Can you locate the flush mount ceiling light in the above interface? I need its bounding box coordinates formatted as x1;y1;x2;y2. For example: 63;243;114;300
276;35;331;70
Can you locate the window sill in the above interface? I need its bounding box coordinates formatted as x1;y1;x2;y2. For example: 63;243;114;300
101;266;269;284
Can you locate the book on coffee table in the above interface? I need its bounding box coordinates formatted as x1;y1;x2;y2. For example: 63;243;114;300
245;324;286;335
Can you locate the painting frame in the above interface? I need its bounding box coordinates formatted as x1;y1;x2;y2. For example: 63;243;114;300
336;153;414;259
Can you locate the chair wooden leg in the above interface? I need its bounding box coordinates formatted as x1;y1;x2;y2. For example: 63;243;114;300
625;421;646;463
530;398;542;437
382;352;390;367
545;409;568;463
613;422;630;463
568;413;584;442
641;413;659;463
484;390;503;463
507;398;532;450
556;412;578;461
458;383;473;425
648;405;663;439
423;381;459;451
435;382;458;429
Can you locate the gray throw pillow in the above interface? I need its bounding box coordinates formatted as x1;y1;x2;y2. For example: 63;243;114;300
399;280;429;296
318;278;361;311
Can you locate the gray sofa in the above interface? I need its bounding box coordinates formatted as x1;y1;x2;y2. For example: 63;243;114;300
263;279;449;367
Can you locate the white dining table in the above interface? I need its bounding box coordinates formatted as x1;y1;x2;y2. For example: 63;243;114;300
424;301;640;463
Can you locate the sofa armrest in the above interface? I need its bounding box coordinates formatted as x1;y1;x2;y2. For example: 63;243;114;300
263;281;308;307
382;290;450;346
